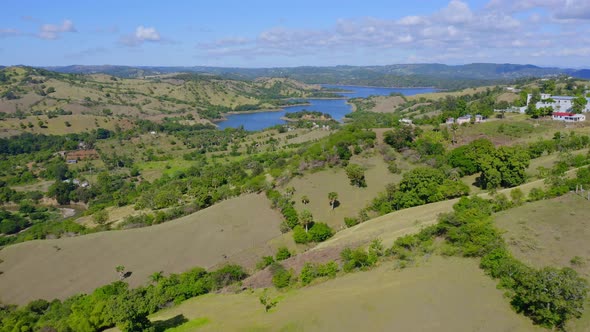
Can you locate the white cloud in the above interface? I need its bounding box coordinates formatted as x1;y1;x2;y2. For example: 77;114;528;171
135;26;160;41
436;0;474;24
120;26;165;47
397;16;426;26
195;0;590;65
38;20;76;40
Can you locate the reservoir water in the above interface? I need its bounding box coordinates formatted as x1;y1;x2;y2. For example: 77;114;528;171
217;85;436;131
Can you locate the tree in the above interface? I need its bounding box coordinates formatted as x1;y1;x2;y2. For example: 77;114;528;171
149;271;163;284
116;265;126;280
383;126;420;152
345;164;366;187
259;289;278;312
285;186;295;198
308;222;334;242
93;209;109;225
301;195;310;205
328;192;338;210
275;247;291;261
299;209;313;232
572;96;588;113
48;180;75;205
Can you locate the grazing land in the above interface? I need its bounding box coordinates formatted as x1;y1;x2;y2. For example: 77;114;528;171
495;193;590;332
0;194;284;304
287;155;401;229
144;256;542;332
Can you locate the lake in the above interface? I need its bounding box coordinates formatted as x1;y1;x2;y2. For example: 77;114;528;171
217;85;437;131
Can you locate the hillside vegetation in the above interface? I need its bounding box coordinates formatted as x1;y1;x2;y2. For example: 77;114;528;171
0;66;337;135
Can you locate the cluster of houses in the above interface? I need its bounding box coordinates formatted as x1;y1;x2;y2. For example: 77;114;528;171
445;114;485;125
502;93;590;122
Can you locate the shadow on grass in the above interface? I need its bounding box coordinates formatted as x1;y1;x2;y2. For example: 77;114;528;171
152;314;189;332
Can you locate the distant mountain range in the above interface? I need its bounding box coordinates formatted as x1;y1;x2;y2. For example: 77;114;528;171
40;63;590;89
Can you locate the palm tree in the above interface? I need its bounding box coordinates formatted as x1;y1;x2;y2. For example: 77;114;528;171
328;192;338;210
115;265;125;280
299;209;313;232
301;195;310;205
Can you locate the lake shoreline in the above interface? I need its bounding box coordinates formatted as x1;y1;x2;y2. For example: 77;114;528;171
217;86;435;130
323;84;438;89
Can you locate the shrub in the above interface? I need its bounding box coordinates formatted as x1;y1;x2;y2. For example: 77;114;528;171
210;264;247;289
93;209;109;225
308;222;334;242
299;261;339;286
270;263;293;289
344;217;359;228
275;247;291;261
528;187;546;202
256;256;275;270
293;225;311;244
341;247;375;272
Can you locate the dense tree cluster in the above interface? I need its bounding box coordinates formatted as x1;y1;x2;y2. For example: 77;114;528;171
370;167;470;215
0;265;247;332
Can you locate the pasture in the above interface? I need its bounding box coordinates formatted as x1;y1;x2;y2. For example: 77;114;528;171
0;194;285;305
495;193;590;332
144;256;542;332
286;155;400;229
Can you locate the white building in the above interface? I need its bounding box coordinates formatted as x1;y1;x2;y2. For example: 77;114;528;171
399;118;413;125
526;94;590;113
456;115;471;125
552;112;586;122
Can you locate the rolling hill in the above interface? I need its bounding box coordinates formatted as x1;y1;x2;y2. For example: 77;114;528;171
43;63;590;89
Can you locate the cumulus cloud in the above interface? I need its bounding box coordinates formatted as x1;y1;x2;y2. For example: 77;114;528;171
194;0;590;65
120;26;165;47
38;20;76;40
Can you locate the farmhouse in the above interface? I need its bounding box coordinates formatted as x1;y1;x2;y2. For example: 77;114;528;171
456;115;472;125
551;112;586;122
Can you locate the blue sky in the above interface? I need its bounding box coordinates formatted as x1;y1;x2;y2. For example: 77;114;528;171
1;0;590;67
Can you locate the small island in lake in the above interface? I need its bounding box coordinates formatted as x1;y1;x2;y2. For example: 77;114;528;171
282;110;334;122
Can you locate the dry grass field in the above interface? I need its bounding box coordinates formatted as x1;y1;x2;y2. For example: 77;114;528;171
0;194;285;305
495;193;590;278
0;115;134;137
495;193;590;332
142;256;542;332
286;155;400;229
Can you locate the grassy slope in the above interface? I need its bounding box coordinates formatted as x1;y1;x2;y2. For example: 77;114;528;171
0;194;287;305
143;256;542;332
286;155;400;229
0;67;325;136
495;194;590;331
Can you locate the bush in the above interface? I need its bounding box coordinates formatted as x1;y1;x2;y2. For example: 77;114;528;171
341;247;375;272
256;256;275;270
93;209;109;225
293;225;311;244
344;217;359;228
275;247;291;261
270;263;293;289
308;222;334;242
300;261;339;286
210;264;247;289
